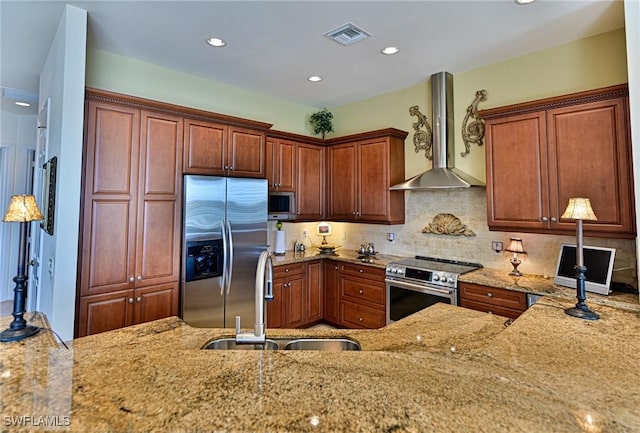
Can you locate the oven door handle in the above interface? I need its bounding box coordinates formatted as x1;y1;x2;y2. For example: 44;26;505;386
385;278;453;295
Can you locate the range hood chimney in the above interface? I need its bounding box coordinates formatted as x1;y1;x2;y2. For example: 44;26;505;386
390;72;484;190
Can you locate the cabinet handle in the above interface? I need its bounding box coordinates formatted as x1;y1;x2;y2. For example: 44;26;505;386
285;268;289;272
224;165;229;170
128;298;134;304
136;296;142;302
550;217;557;222
359;289;364;294
487;292;493;298
359;269;364;273
229;166;234;171
137;275;143;281
129;277;135;283
541;216;548;222
359;317;364;322
334;266;338;270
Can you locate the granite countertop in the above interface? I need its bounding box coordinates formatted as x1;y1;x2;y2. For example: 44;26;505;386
461;267;640;311
271;249;406;269
2;299;639;432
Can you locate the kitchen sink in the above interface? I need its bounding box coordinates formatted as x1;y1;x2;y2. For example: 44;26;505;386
202;337;360;351
283;338;361;351
202;338;279;351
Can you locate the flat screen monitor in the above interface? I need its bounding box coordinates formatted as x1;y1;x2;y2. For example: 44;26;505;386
553;244;616;295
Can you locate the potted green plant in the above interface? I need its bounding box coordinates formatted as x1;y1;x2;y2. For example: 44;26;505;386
309;108;334;139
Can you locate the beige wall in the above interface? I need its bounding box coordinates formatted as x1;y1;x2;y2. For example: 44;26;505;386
86;48;318;135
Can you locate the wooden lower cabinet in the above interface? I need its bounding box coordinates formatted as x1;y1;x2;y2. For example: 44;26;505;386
323;260;341;326
268;262;320;328
458;282;526;319
339;263;386;329
77;282;179;337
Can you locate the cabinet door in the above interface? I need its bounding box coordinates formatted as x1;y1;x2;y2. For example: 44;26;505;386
306;260;323;323
547;97;634;236
183;119;227;175
297;143;325;220
357;138;390;222
80;101;139;297
327;143;357;220
77;290;135;337
485;111;550;231
267;279;284;328
228;126;265;178
133;282;180;324
323;260;341;325
137;111;183;288
285;275;306;328
275;139;296;191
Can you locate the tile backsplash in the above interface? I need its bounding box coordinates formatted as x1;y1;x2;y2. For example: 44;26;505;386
273;188;637;287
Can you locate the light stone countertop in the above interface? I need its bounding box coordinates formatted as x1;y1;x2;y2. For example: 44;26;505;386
460;267;639;311
1;299;639;432
271;249;406;269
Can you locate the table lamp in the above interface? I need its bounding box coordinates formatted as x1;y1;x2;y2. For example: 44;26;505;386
0;194;44;342
505;238;526;276
561;197;599;320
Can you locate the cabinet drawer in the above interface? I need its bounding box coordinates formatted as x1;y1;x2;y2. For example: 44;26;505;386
459;282;527;311
340;263;385;280
341;300;385;329
342;276;385;307
274;262;305;278
458;299;524;319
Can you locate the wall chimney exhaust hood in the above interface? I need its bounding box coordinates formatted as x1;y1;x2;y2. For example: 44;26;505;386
390;72;484;190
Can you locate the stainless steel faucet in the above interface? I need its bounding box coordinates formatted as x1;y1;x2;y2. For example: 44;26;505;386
235;250;273;344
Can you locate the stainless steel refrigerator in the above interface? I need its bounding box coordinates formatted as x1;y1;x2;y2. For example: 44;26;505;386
181;175;268;328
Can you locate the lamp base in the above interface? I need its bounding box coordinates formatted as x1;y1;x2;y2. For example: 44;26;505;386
508;269;523;277
0;324;40;342
564;306;599;321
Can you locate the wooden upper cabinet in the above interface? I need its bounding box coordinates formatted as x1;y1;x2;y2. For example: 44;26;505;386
267;138;296;191
327;143;358;220
484;111;549;232
183;121;269;178
547;98;634;236
183;119;227;175
296;143;325;220
482;84;635;238
228;126;266;178
326;129;406;224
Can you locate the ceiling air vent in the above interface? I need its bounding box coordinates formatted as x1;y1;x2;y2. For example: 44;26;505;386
323;22;372;46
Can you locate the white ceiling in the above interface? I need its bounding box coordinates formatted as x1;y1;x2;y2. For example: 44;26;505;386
0;0;625;114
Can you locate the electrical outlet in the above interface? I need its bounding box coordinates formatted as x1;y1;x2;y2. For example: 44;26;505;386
302;230;308;239
386;232;395;242
491;241;503;253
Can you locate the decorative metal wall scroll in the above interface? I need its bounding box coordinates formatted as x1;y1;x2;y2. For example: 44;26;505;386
421;213;476;236
409;105;433;160
460;89;487;157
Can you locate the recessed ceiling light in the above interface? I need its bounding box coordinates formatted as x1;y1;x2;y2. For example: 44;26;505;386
15;101;30;107
514;0;536;4
308;76;323;82
206;37;227;47
381;47;399;55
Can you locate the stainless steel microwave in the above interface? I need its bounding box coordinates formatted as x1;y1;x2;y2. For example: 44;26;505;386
268;191;296;220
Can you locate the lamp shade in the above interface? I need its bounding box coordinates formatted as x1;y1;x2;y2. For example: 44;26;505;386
3;195;44;222
561;197;597;221
505;238;526;254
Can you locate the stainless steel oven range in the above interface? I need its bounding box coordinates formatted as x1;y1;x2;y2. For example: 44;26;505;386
386;256;482;324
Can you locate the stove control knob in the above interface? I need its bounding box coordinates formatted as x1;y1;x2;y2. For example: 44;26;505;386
433;275;440;282
447;277;455;284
